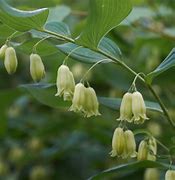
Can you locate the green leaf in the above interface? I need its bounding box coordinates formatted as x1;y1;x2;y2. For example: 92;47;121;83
88;160;174;180
19;84;70;108
16;38;58;56
0;0;49;31
57;37;121;63
45;21;71;37
98;97;163;113
76;0;132;49
146;48;175;84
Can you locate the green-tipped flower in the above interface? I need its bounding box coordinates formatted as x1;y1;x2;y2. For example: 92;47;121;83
144;168;160;180
117;92;133;122
137;140;148;161
147;137;157;161
0;44;8;59
111;127;125;157
124;130;137;158
69;83;86;112
132;91;149;124
4;47;18;74
55;65;75;101
84;87;101;117
30;54;45;82
165;170;175;180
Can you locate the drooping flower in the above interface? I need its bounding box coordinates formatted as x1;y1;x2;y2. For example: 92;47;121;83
124;130;137;158
144;168;160;180
30;53;45;82
0;44;8;59
117;92;133;122
55;65;75;101
69;83;86;113
83;87;101;117
147;137;157;161
111;127;125;157
4;47;18;74
132;91;149;124
165;170;175;180
137;140;148;161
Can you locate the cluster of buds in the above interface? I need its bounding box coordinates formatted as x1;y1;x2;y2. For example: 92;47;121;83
165;170;175;180
117;91;149;124
55;65;100;117
111;127;137;159
0;44;18;74
137;137;157;161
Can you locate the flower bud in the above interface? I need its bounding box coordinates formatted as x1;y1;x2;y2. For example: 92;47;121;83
165;170;175;180
83;87;101;117
55;65;75;101
147;137;157;161
144;168;160;180
0;44;8;59
137;140;148;161
132;91;149;124
30;54;45;82
111;127;125;157
117;92;133;122
4;47;18;74
69;83;86;112
124;130;137;158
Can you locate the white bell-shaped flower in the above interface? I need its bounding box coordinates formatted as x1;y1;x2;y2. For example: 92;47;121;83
147;137;157;161
124;130;137;158
144;168;160;180
165;170;175;180
117;92;133;122
132;91;149;124
4;47;18;74
0;44;8;59
30;54;45;82
137;140;148;161
111;127;126;157
83;87;101;117
69;83;86;112
55;65;75;101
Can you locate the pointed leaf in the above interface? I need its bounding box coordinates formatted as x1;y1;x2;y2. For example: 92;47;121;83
0;0;49;31
76;0;132;49
146;48;175;84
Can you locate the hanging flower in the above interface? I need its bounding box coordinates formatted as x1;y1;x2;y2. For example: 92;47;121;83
110;127;126;157
144;168;160;180
69;83;86;113
147;137;157;161
0;44;8;59
55;65;75;101
117;92;133;122
30;53;45;82
4;47;18;74
83;87;101;117
165;170;175;180
124;130;137;158
137;140;148;161
132;91;149;124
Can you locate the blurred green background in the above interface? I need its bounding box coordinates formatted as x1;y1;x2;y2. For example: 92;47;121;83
0;0;175;179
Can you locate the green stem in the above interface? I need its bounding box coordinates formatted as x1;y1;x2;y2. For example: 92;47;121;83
41;28;175;129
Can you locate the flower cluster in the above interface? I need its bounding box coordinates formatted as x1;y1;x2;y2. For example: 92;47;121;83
111;127;157;161
55;65;100;118
110;127;136;159
117;91;149;124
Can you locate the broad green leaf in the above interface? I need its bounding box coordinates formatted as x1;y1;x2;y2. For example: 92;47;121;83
45;21;71;37
76;0;132;49
57;37;121;63
20;84;70;108
0;0;49;31
146;48;175;84
47;5;71;22
98;97;163;113
88;160;174;180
